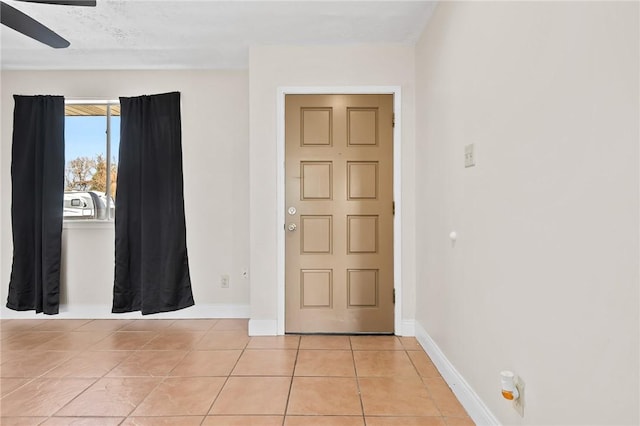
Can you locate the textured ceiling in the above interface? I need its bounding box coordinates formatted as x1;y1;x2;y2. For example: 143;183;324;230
0;0;437;70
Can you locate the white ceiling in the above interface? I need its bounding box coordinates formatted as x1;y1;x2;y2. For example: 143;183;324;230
0;0;437;70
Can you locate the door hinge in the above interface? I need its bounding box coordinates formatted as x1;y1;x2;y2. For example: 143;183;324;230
392;113;395;128
392;201;395;216
393;288;396;304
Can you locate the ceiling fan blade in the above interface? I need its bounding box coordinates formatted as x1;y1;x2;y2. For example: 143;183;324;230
0;2;70;48
15;0;96;6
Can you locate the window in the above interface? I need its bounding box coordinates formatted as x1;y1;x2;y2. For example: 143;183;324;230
64;102;120;220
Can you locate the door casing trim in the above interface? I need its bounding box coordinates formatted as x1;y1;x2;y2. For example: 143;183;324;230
276;86;403;335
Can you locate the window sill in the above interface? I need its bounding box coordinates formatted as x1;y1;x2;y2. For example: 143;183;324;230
63;220;114;230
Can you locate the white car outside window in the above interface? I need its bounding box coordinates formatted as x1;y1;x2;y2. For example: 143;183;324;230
63;191;115;220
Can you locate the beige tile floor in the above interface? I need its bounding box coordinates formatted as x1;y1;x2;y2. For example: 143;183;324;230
0;319;475;426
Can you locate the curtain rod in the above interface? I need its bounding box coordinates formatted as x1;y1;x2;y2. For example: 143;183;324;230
64;99;119;104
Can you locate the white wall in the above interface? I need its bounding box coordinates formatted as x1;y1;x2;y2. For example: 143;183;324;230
414;2;639;425
248;44;417;334
1;70;250;318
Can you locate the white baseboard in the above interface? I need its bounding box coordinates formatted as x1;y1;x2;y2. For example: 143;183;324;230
0;303;250;319
400;319;416;336
248;319;278;336
415;321;500;426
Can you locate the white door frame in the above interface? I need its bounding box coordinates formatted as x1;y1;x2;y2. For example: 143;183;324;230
276;86;403;335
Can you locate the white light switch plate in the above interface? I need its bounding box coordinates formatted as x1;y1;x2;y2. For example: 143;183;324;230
220;274;229;288
465;144;475;168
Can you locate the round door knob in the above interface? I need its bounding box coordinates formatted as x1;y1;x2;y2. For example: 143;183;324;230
288;223;297;232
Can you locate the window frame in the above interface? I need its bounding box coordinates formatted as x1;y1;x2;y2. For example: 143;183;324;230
63;99;120;224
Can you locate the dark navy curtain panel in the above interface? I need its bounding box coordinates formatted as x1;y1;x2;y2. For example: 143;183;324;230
113;91;194;314
7;95;65;315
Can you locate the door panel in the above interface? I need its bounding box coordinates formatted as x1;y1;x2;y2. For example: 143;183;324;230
285;94;394;333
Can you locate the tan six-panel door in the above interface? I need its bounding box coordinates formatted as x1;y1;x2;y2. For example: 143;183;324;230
285;94;394;333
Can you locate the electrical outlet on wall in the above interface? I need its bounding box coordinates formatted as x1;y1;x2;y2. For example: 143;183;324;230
220;274;229;288
464;143;476;168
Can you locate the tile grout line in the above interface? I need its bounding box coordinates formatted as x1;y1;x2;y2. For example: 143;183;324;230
199;328;250;421
350;336;368;425
193;319;223;426
52;319;187;422
281;334;301;425
36;319;104;423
